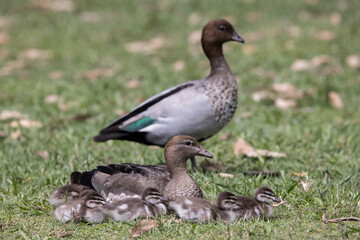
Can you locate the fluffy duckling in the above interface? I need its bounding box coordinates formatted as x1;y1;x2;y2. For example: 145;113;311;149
237;186;280;220
169;191;242;223
83;136;213;201
93;19;244;168
102;188;167;222
49;171;86;207
53;189;107;223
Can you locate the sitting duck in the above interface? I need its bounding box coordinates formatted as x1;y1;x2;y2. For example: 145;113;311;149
53;189;108;223
80;135;213;201
49;171;86;207
92;19;244;168
237;186;280;220
168;191;242;223
102;187;167;222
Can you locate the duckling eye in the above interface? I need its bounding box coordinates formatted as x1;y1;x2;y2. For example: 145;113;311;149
219;25;225;31
185;140;192;146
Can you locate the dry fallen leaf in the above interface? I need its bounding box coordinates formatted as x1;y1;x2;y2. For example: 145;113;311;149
291;59;312;72
272;82;303;99
330;12;342;26
10;130;21;139
315;30;335;41
126;80;141;89
125;37;170;54
187;30;202;44
300;180;313;192
233;138;287;158
251;90;275;102
0;60;26;76
311;55;334;67
45;94;59;104
172;60;186;72
80;66;120;80
11;119;43;128
242;45;258;55
219;132;232;141
49;71;63;80
290;172;308;177
130;219;159;238
346;55;360;69
188;12;202;25
275;98;297;109
0;32;9;44
116;109;126;116
219;173;234;178
19;49;53;60
36;150;50;159
0;110;24;120
328;91;344;109
34;0;75;12
0;16;12;28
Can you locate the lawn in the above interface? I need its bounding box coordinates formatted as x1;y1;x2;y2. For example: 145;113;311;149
1;0;360;239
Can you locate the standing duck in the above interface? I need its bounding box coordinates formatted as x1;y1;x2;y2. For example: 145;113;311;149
49;171;86;207
53;189;107;223
81;135;213;201
102;187;167;222
237;186;280;220
168;191;242;223
93;19;244;168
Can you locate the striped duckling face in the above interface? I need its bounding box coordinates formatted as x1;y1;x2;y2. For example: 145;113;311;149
81;190;108;209
255;187;280;204
142;188;167;214
217;191;243;211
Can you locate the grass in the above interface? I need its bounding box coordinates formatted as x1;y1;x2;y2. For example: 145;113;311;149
1;0;360;238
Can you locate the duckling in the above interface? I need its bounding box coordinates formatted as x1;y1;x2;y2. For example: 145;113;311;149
53;189;107;223
102;187;167;222
237;186;280;220
49;171;86;207
93;19;244;169
82;135;213;201
168;191;242;223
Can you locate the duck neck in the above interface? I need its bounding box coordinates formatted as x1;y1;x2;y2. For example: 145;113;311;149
164;150;189;178
202;41;231;77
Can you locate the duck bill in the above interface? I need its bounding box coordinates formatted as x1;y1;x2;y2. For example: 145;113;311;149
273;197;281;203
232;31;245;43
198;146;213;158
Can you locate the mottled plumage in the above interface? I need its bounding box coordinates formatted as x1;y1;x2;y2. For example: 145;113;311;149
93;19;244;168
81;136;213;201
237;186;280;220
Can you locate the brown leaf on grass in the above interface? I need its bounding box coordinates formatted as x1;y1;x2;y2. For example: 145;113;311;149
322;213;360;224
328;91;344;109
219;132;232;141
10;130;21;139
0;16;12;28
0;32;9;44
315;30;335;41
11;119;43;128
346;55;360;69
330;12;342;26
36;150;49;159
272;82;303;99
290;172;308;177
291;59;312;72
80;66;120;80
49;71;63;80
0;60;26;76
34;0;75;12
130;219;159;238
300;180;313;192
116;109;126;116
0;130;6;138
45;94;59;104
0;110;24;120
79;12;100;23
218;173;234;178
187;30;202;44
188;12;203;25
126;80;141;89
125;37;170;54
242;45;258;55
172;60;186;72
275;98;297;109
311;55;334;67
252;90;275;102
19;49;53;60
233;138;287;158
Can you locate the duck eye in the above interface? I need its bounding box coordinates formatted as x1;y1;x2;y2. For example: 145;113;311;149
219;25;225;31
185;140;192;146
